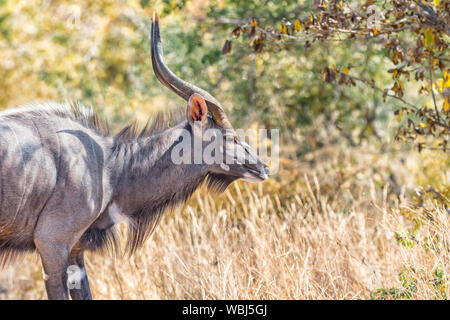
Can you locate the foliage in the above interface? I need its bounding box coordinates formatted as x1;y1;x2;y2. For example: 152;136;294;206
371;265;448;299
216;0;450;151
0;0;395;152
0;0;197;128
0;1;448;152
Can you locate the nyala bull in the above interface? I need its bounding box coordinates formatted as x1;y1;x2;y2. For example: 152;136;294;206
0;12;268;299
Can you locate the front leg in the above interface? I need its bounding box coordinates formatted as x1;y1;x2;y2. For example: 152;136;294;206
34;207;96;300
35;241;71;300
69;251;92;300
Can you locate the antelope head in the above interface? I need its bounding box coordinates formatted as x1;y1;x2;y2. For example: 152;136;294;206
151;11;269;183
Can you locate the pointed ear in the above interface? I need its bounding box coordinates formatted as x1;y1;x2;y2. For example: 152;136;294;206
187;94;208;125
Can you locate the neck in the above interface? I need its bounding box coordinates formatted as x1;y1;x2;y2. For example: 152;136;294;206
110;122;208;211
107;122;207;252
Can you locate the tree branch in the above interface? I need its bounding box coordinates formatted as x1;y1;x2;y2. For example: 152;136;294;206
401;0;450;36
428;53;441;122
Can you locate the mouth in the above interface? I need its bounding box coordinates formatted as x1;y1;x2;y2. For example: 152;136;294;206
242;165;268;182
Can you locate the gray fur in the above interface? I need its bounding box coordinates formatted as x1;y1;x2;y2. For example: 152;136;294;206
0;100;268;299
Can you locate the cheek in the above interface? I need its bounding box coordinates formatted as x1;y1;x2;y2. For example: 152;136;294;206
222;145;247;165
223;142;236;158
234;145;247;163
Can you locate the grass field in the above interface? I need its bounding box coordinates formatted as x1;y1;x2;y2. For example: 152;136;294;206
0;143;448;300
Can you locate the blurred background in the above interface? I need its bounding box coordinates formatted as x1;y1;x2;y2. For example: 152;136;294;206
0;0;448;299
0;0;399;144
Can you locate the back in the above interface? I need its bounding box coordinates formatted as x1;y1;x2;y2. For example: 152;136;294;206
0;102;112;255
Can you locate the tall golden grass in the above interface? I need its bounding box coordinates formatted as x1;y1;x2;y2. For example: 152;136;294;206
0;144;448;299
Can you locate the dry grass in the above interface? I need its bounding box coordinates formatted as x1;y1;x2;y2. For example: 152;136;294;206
0;144;448;300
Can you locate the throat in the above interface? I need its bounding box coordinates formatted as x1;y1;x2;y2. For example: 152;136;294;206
115;165;207;253
106;127;208;252
110;140;207;216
